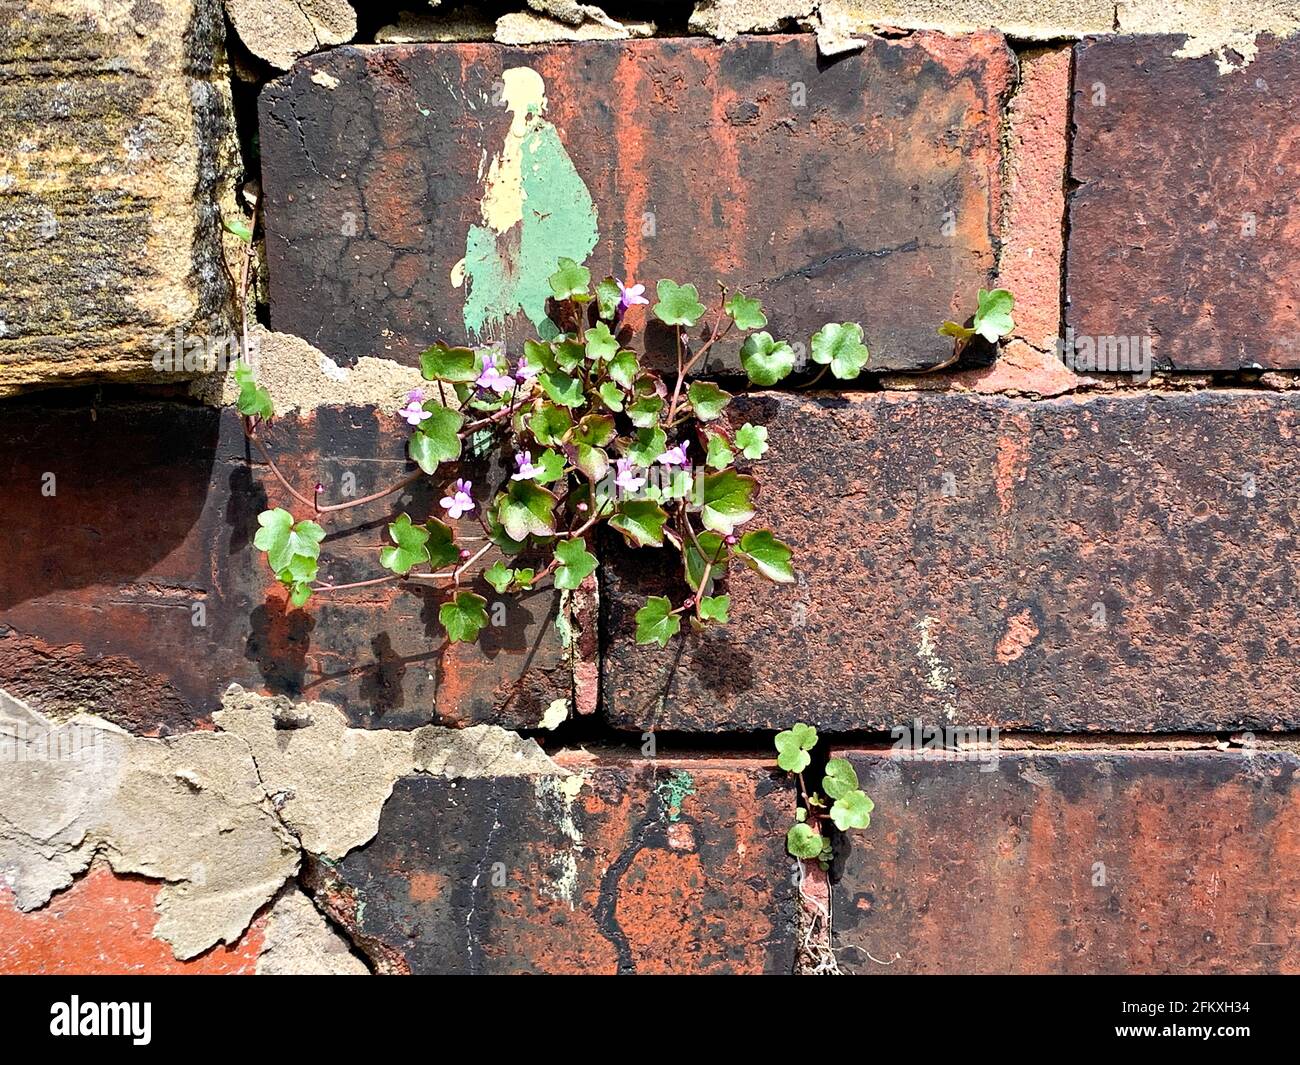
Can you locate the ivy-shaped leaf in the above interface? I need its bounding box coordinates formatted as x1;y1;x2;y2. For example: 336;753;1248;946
540;370;584;409
419;342;479;383
739;331;795;386
697;594;730;623
684;530;726;594
734;422;768;459
233;361;273;419
725;292;766;330
574;443;609;481
811;322;869;380
553;537;598;591
572;414;616;447
548;257;590;300
439;590;490;643
254;508;324;573
625;427;667;467
699;470;756;535
497;480;558;541
554;339;585;373
774;722;818;772
737;529;795;583
534;448;567;485
974;288;1015;342
484;560;515;593
786;822;823;860
608;350;639;389
822;757;861;803
426;517;460;569
626;395;663;428
609;499;668;547
652;279;706;327
596;277;622;320
634;595;680;647
597;381;624;412
529;404;573;446
379;513;431;575
585;322;618;361
687;381;732;423
408;405;464;474
704;433;734;470
830;790;874;831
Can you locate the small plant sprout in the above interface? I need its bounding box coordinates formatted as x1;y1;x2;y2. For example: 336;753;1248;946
776;723;873;869
938;287;1016;354
235;259;874;645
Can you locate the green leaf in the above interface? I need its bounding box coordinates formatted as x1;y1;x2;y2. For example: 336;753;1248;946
739;332;795;386
625;427;667;468
524;338;558;374
288;581;313;608
425;517;460;569
585;321;618;361
233;361;273;419
439;590;489;643
223;216;253;243
529;404;573;446
419;342;479;383
697;594;730;623
553;538;598;591
724;292;767;330
737;530;795;583
687;381;732;422
626;395;663;429
254;508;324;573
554;339;585;373
822;758;860;801
379;513;431;575
734;422;768;460
974;287;1015;342
786;822;824;860
700;470;756;535
488;513;527;556
634;595;680;647
497;480;558;541
548;257;590;300
811;322;870;380
597;381;624;413
540;369;584;409
534;448;567;485
775;723;817;772
596;277;622;320
408;405;464;473
484;560;515;593
608;350;639;389
652;279;706;327
573;414;616;447
938;320;977;342
574;443;609;481
704;433;734;470
684;530;726;593
830;789;874;831
609;499;668;547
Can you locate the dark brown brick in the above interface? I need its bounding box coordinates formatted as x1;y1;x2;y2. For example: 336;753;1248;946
1068;35;1300;371
0;391;567;730
305;750;798;974
601;390;1300;732
830;748;1300;974
261;34;1012;374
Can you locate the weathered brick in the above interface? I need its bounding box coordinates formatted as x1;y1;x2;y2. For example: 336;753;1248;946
305;751;798;973
830;748;1300;974
0;392;566;731
1068;35;1300;371
0;864;262;975
602;390;1300;732
261;33;1012;373
0;0;236;394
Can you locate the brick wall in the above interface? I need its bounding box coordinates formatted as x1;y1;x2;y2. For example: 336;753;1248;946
1;2;1298;975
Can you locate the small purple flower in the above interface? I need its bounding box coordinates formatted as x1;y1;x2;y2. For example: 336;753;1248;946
614;457;645;494
514;355;541;383
406;388;426;403
440;478;474;519
656;443;688;467
511;451;543;481
399;399;431;427
476;353;515;395
617;279;649;313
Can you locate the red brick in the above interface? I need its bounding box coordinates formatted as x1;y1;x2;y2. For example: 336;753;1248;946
1068;35;1300;370
0;392;566;730
0;864;262;975
601;389;1300;732
830;748;1300;974
305;751;798;973
261;34;1012;373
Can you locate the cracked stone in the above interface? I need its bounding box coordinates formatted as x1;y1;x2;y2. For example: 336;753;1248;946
223;0;357;71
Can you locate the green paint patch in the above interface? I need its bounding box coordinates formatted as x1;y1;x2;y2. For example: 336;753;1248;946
656;770;697;822
462;121;597;340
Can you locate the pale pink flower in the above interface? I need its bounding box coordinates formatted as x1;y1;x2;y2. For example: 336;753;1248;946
614;457;645;494
440;478;474;519
511;451;542;481
399;399;431;427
